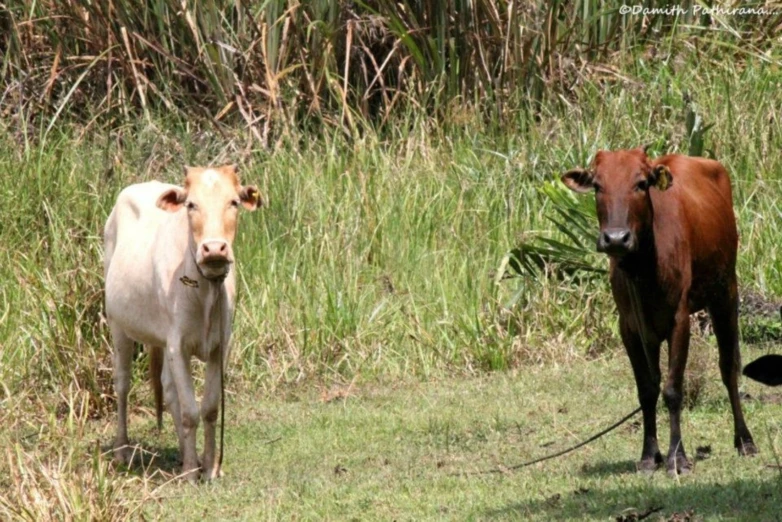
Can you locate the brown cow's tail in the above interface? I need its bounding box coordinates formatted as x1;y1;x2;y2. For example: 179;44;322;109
149;346;164;431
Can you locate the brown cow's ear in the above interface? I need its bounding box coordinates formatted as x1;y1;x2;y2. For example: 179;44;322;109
157;187;187;212
239;185;263;210
561;168;594;194
651;165;673;191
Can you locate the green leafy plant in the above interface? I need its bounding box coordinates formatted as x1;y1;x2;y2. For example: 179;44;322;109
501;180;604;282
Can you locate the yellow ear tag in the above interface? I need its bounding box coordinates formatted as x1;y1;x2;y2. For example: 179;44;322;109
656;167;671;191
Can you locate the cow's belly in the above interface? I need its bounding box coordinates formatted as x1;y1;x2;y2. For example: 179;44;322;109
104;239;172;345
105;275;170;346
106;276;226;360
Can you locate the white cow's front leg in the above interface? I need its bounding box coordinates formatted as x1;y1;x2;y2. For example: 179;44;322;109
166;339;200;481
201;345;223;480
161;358;187;463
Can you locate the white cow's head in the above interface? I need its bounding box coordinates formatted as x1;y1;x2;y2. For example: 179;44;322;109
157;164;262;279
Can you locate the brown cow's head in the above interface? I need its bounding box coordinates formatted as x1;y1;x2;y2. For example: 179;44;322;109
561;147;672;257
156;164;262;279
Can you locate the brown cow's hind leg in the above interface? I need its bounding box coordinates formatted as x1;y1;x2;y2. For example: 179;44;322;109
663;306;691;475
709;286;757;456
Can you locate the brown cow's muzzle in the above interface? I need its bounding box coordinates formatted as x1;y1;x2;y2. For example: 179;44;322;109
597;228;636;257
197;239;234;279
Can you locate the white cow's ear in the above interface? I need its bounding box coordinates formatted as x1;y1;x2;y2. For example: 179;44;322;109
157;187;187;212
239;185;263;210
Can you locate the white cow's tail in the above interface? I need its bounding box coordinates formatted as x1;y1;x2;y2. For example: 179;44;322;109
103;207;118;279
149;346;164;430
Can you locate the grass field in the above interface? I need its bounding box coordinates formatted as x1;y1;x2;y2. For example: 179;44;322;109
5;350;782;520
142;355;782;520
2;38;782;520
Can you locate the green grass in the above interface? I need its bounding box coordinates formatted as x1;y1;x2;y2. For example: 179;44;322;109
6;351;782;520
158;355;782;520
1;47;782;520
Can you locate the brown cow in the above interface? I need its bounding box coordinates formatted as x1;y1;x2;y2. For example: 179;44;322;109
562;147;756;474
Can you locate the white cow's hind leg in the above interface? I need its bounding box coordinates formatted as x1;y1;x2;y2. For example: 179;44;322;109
110;325;135;465
201;346;222;480
166;340;201;481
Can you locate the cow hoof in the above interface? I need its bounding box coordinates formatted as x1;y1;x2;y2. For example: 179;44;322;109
202;467;222;481
113;444;133;466
666;457;691;476
636;458;659;474
181;467;201;483
738;440;758;456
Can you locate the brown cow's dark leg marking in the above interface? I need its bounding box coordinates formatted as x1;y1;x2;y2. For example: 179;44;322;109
663;305;691;474
620;320;663;472
709;282;757;456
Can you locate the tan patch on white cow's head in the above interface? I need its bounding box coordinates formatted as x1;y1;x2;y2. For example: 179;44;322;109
157;164;263;279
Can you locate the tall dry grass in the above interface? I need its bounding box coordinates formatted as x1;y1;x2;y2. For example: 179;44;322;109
2;1;780;138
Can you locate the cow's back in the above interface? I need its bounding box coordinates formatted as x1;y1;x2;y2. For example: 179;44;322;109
650;155;737;306
104;181;185;346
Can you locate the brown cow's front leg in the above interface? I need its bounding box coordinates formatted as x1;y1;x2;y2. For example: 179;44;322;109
620;319;663;472
709;282;757;455
663;305;691;474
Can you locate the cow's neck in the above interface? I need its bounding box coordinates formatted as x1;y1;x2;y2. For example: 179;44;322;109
613;236;662;380
180;247;228;354
614;228;657;283
201;279;226;350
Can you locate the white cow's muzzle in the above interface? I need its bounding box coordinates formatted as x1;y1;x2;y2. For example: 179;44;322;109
196;239;234;280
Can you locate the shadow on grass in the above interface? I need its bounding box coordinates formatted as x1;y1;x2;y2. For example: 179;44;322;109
102;441;182;477
483;475;782;520
579;459;637;477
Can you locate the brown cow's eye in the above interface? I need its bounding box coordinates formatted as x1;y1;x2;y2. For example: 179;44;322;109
636;180;648;192
593;182;602;193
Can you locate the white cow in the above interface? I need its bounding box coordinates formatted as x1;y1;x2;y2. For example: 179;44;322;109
104;164;261;481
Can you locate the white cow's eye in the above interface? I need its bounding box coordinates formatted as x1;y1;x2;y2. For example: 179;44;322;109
186;201;197;211
230;199;240;208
